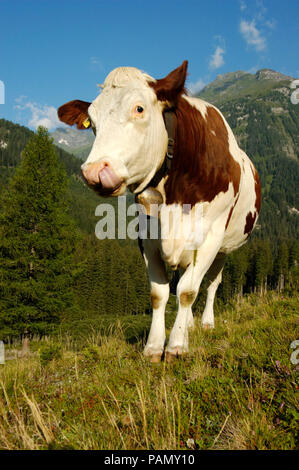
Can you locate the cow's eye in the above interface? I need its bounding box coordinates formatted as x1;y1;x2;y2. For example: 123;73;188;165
132;105;145;119
133;105;145;116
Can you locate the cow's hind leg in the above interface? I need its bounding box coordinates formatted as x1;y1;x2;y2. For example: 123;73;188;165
141;238;169;362
201;253;226;329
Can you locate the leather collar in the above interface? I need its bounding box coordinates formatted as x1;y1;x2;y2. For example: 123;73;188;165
140;109;176;191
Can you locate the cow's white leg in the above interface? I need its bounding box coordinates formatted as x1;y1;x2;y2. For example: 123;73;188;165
166;263;199;358
141;239;169;362
171;269;193;328
187;307;194;328
166;230;225;359
201;253;226;329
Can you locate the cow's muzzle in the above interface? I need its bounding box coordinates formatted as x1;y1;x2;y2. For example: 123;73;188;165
81;161;125;196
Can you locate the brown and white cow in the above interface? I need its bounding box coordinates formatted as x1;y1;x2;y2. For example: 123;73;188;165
58;61;261;362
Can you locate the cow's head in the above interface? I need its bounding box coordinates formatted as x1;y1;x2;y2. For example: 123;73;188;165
58;61;188;196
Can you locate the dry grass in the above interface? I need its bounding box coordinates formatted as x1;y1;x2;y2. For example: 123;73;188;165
0;292;298;450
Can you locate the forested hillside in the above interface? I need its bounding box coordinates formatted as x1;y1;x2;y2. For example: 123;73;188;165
51;126;95;160
198;68;299;239
0;118;100;234
0;121;148;338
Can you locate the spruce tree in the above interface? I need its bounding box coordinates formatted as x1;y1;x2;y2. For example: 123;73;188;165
273;241;289;292
0;127;79;339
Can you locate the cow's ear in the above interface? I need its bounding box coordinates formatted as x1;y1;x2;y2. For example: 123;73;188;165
150;61;188;103
57;100;91;130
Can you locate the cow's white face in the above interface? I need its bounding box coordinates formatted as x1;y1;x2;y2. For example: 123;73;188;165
58;62;188;197
83;71;167;195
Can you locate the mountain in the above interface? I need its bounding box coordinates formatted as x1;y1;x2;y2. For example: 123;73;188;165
51;126;94;160
198;68;294;105
198;68;299;239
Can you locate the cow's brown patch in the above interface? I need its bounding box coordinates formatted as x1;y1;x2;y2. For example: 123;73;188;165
58;99;91;129
151;293;161;309
254;168;261;213
180;291;196;307
250;164;261;213
244;164;261;237
225;206;234;230
225;193;240;230
243;166;261;236
163;101;241;206
244;211;257;235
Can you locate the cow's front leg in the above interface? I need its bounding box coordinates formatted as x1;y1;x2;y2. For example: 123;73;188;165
165;264;198;360
140;238;169;362
166;229;225;360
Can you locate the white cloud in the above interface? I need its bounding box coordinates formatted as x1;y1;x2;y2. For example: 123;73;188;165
188;78;206;95
239;0;247;11
14;97;63;131
209;46;225;70
255;0;267;21
247;65;259;74
265;19;276;30
240;19;266;51
90;56;105;71
15;95;27;104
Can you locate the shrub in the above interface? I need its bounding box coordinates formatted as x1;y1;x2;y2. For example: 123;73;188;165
39;342;62;366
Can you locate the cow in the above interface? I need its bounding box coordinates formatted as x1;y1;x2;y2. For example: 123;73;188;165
58;61;261;363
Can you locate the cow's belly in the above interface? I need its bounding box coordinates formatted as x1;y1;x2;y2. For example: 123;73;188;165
159;186;235;268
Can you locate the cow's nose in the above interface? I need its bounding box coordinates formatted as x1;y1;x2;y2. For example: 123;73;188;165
81;161;124;190
81;161;103;185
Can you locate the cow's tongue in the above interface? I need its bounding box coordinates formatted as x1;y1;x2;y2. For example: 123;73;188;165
99;166;123;190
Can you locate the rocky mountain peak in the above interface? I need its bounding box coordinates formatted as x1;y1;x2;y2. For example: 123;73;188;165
255;69;293;82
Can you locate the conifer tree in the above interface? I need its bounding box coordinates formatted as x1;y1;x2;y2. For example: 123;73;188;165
273;241;289;292
0;127;79;339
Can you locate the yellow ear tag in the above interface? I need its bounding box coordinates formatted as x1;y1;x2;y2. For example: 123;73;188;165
82;118;91;128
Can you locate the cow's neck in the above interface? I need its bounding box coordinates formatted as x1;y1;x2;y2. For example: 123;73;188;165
135;108;176;205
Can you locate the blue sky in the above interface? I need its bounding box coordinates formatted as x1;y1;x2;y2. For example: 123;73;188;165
0;0;298;130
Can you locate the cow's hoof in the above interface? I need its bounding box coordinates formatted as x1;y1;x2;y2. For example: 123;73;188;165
165;350;186;363
149;354;162;363
144;349;163;363
202;323;214;330
165;352;176;363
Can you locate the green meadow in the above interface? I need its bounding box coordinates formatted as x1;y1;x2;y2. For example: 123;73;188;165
0;292;298;450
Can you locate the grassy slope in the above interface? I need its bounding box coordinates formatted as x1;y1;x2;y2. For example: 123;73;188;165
198;71;290;106
0;292;298;450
